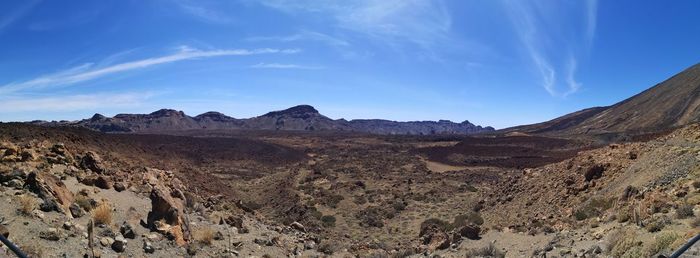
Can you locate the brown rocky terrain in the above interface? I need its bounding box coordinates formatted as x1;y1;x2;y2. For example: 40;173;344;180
3;65;700;258
0;120;698;257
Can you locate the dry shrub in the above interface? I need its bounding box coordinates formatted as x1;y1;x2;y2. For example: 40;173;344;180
18;195;36;216
74;194;93;212
692;216;700;227
453;211;484;227
92;202;112;226
465;243;505;258
607;229;641;257
643;232;679;257
676;204;694;219
194;227;215;246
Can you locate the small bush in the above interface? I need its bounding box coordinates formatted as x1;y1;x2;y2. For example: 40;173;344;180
676;205;694;219
391;249;416;258
692;216;700;227
354;195;367;205
453;212;484;227
92;202;112;226
645;216;670;233
74;194;93;212
465;243;505;258
321;215;336;228
617;207;630;223
574;209;588;221
317;241;337;255
18;195;36;216
607;229;641;257
194;227;215;246
356;206;385;228
692;180;700;189
643;232;679;257
419;218;452;236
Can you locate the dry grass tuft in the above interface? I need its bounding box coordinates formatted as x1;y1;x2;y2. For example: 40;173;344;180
92;202;112;226
18;195;36;216
465;243;505;258
194;227;215;246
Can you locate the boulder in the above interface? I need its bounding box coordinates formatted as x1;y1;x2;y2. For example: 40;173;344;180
120;222;136;239
290;221;306;232
79;151;106;174
26;172;74;215
458;224;481;240
39;228;61;241
112;234;127;252
113;182;127;192
584;165;605;181
147;184;187;246
143;241;155;254
70;203;84;218
20;150;36;162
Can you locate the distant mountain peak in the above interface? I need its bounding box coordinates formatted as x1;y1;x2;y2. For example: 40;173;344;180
262;105;320;118
194;111;236;122
90;113;107;121
149;109;185;118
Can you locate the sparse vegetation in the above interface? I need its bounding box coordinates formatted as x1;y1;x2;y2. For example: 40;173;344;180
643;232;679;257
321;215;336;227
194;227;215;246
92;202;112;226
465;243;505;258
419;218;452;236
574;197;613;221
317;241;337;255
18;195;36;216
607;229;642;258
692;216;700;227
453;211;484;227
74;194;93;212
676;204;694;219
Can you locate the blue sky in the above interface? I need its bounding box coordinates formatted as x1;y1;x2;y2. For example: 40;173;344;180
1;0;700;128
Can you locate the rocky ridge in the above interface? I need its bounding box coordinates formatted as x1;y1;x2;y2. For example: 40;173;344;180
30;105;495;135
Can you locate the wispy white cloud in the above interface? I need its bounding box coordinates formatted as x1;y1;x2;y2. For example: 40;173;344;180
174;0;235;24
246;30;350;47
0;92;155;113
0;0;41;32
250;63;324;70
0;46;300;94
504;0;597;97
258;0;453;52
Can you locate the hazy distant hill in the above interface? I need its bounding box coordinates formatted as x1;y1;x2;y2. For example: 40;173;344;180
31;105;494;135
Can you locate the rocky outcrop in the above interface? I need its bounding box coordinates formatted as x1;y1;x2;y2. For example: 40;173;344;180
145;169;189;246
26;172;74;215
79;151;106;174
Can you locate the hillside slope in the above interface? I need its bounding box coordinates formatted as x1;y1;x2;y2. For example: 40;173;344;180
505;63;700;136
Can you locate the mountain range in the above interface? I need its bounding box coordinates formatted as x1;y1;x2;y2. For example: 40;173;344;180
31;105;494;135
